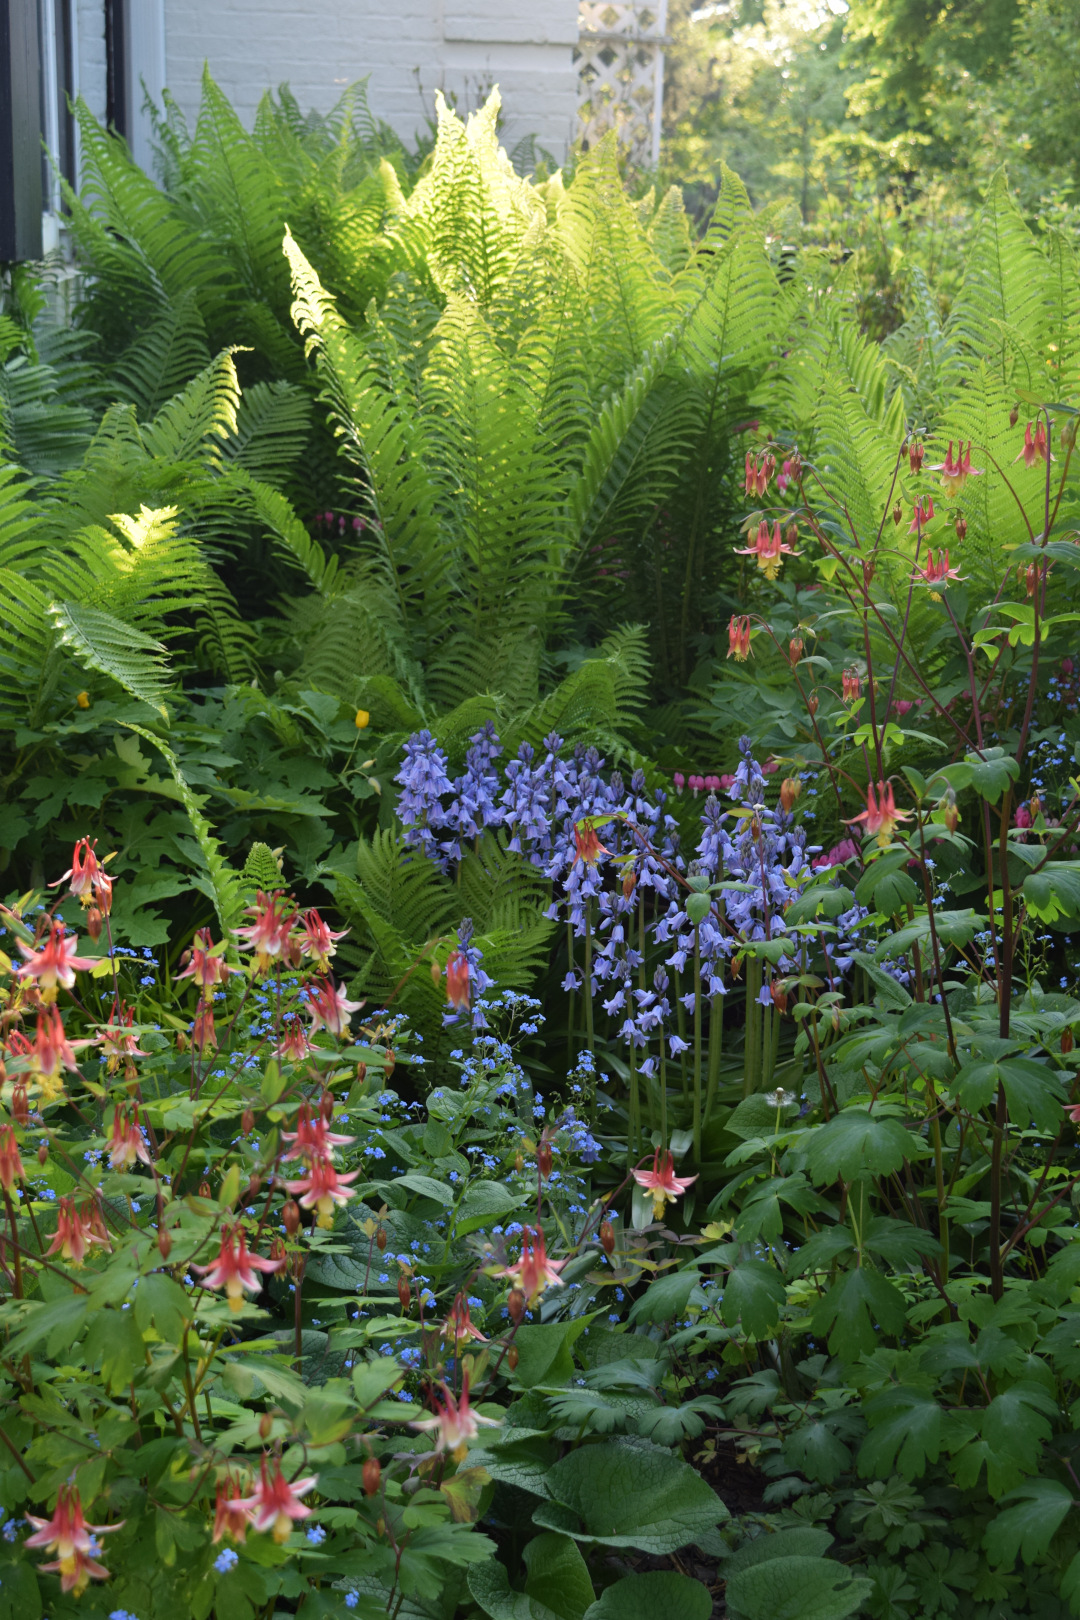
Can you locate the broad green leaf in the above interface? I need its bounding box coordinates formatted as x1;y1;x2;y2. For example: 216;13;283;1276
725;1555;871;1620
965;749;1021;803
984;1478;1073;1567
782;1419;852;1484
628;1270;705;1326
1023;865;1080;924
952;1057;1065;1131
511;1318;592;1390
858;1387;951;1481
392;1172;457;1206
720;1261;787;1338
133;1273;192;1342
523;1533;595;1620
456;1180;529;1236
804;1109;913;1184
811;1267;908;1362
980;1382;1059;1498
532;1437;728;1554
0;1557;41;1620
583;1571;711;1620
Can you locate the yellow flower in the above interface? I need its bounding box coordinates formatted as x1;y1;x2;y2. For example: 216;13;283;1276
355;709;370;730
76;691;90;709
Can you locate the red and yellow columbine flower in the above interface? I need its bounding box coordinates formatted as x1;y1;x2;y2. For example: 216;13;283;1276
445;949;471;1011
727;615;752;662
25;1483;123;1596
842;669;862;705
1015;420;1052;468
285;1154;361;1228
572;820;609;867
177;928;230;997
50;837;112;913
194;1225;284;1311
931;440;981;497
908;496;935;533
298;908;348;971
845;780;911;850
736;518;800;581
281;1101;354;1164
192;1003;217;1054
276;1014;314;1063
107;1102;153;1172
442;1291;488;1348
31;1003;87;1100
212;1474;257;1543
305;976;364;1037
0;1124;25;1193
236;890;296;974
411;1372;499;1459
248;1456;318;1544
912;548;964;587
99;999;147;1074
45;1196;111;1267
496;1224;566;1306
632;1148;697;1221
16;922;95;1000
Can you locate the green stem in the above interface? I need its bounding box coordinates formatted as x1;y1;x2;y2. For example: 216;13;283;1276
583;902;594;1059
693;926;703;1164
705;989;724;1129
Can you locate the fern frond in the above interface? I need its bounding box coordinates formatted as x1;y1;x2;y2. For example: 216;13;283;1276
48;601;172;717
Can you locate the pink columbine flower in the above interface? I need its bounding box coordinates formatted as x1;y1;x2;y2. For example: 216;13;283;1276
249;1456;318;1544
411;1372;499;1458
727;614;752;662
281;1101;354;1163
908;496;935;533
913;547;964;586
1015;420;1052;468
845;780;912;850
496;1224;566;1306
25;1483;123;1596
193;1225;283;1312
177;928;231;995
299;908;348;971
931;440;982;497
735;518;800;580
99;999;147;1073
276;1014;315;1063
33;1003;87;1091
50;837;112;913
1068;1104;1080;1125
0;1125;25;1193
305;977;364;1037
285;1155;361;1228
442;1292;488;1348
45;1196;111;1267
236;890;296;974
213;1474;257;1543
108;1102;153;1172
632;1148;697;1221
16;922;95;998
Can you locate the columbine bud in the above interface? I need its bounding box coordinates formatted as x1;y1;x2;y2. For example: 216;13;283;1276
941;789;959;833
515;1152;524;1173
622;868;637;899
355;1062;367;1084
320;1091;334;1123
176;1029;188;1054
955;513;967;542
779;777;801;813
376;1518;386;1538
892;501;903;526
508;1288;526;1324
788;636;804;666
431;957;442;986
282;1199;301;1235
1031;793;1042;821
908;439;924;473
770;981;789;1014
199;1179;212;1199
376;1226;387;1251
538;1142;552;1179
785;522;799;549
243;1176;262;1204
270;1235;287;1263
37;1140;48;1166
241;1107;254;1136
363;1457;381;1497
507;1344;519;1371
384;1050;396;1079
87;905;103;941
259;1412;273;1439
158;1226;172;1261
807;691;819;717
397;1273;412;1313
1010;404;1019;428
11;1084;29;1126
1062;1029;1075;1055
599;1219;615;1256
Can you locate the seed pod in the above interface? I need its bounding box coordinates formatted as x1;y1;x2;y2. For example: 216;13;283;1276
241;1107;255;1136
259;1412;273;1439
175;1029;188;1054
397;1273;412;1313
282;1199;301;1235
622;868;637;900
892;501;903;526
355;1062;367;1084
1062;1029;1075;1055
270;1235;287;1263
1010;404;1019;428
363;1456;382;1496
384;1049;396;1079
537;1142;552;1179
508;1288;526;1324
199;1179;212;1199
599;1219;615;1256
86;906;103;942
955;513;967;542
376;1226;387;1252
37;1139;48;1166
507;1344;519;1371
320;1091;334;1124
158;1226;172;1261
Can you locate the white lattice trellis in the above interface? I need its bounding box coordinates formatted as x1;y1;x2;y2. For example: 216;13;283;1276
575;2;669;169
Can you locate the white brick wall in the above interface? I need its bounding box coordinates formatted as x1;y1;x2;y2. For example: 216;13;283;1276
74;0;107;124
